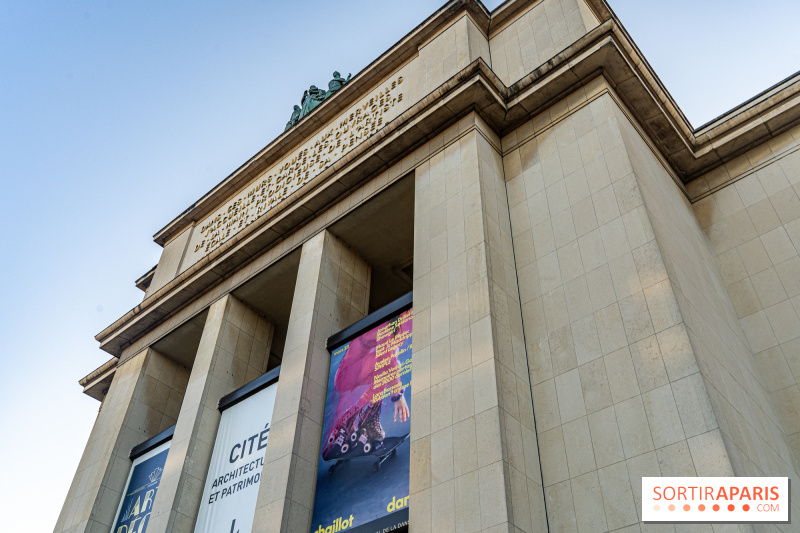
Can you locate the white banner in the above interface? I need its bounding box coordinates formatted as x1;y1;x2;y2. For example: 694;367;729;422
194;384;277;533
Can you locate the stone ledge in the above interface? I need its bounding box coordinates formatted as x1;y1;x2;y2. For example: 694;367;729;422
79;357;118;400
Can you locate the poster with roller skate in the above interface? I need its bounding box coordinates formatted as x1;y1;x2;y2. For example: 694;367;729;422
310;305;412;533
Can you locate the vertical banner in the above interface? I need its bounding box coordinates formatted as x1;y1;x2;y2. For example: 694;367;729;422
194;383;278;533
311;307;412;533
110;440;170;533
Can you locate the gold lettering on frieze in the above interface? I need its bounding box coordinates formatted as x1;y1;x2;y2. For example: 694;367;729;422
188;75;407;260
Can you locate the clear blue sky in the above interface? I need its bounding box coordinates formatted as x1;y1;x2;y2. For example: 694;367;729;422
1;1;798;530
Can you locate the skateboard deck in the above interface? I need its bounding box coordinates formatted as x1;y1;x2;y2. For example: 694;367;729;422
326;433;409;474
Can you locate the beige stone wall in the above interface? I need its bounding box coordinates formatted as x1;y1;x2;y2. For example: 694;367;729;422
473;123;548;533
128;350;189;435
55;349;189;533
489;0;599;86
611;97;800;521
502;82;742;531
409;113;547;533
147;226;192;298
692;126;800;467
413;14;490;102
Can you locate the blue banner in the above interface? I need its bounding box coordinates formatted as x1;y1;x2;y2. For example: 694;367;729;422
110;441;170;533
311;308;412;533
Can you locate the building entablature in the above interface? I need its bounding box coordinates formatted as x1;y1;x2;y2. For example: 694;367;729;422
96;0;800;364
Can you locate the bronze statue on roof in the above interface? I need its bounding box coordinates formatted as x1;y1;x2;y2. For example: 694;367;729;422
285;71;352;131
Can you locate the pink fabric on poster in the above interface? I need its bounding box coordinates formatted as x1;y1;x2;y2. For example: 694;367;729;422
332;315;411;421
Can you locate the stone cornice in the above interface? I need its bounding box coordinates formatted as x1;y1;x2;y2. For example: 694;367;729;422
96;0;800;357
79;357;118;401
135;265;156;293
584;0;800;179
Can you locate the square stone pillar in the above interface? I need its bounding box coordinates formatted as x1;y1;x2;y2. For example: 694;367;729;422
251;230;370;533
147;295;274;532
500;91;745;530
54;348;190;533
410;118;547;533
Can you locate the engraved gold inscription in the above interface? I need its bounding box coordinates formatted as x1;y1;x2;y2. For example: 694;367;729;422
192;76;405;259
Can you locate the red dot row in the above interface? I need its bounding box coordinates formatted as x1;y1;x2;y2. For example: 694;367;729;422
655;504;750;512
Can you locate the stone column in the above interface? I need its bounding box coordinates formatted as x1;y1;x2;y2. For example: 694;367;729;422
147;295;274;533
409;116;548;533
501;90;741;531
251;230;370;533
54;348;190;533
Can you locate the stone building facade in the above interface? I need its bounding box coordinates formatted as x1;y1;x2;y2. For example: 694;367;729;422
57;0;800;531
